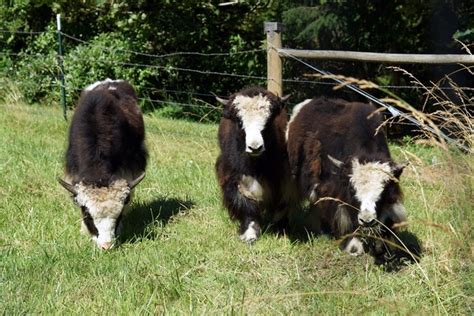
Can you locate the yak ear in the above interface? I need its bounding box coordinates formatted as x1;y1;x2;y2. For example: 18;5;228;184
280;94;291;103
393;161;409;178
58;177;77;195
327;155;344;169
222;107;232;119
129;173;145;189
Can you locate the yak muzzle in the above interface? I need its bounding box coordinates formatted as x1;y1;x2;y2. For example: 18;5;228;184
358;211;377;227
246;144;265;156
245;130;265;156
98;241;115;250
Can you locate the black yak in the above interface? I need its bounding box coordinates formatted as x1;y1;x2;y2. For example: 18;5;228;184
215;87;296;242
58;79;148;249
287;98;407;255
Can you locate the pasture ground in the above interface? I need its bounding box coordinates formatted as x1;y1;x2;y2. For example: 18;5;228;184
0;102;472;314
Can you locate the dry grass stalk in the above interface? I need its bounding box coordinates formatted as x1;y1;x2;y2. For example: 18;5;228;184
305;66;473;154
0;78;25;104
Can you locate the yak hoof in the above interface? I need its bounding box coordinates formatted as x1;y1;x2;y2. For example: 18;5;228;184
345;237;365;256
239;221;260;243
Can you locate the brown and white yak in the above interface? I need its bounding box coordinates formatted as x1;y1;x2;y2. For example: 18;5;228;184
58;79;148;250
287;98;408;256
215;87;296;243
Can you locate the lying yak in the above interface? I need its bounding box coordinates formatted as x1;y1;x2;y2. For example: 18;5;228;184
287;98;407;256
58;79;148;249
215;87;296;243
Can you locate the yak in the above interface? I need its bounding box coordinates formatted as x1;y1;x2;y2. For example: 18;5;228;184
58;79;148;249
287;97;407;256
215;87;296;243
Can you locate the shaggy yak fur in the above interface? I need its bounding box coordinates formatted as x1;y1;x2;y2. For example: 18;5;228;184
287;98;407;256
215;87;296;243
58;79;148;249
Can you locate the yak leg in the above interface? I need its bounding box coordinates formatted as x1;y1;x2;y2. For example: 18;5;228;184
334;205;364;256
219;173;263;243
239;217;261;243
344;237;365;256
236;175;265;242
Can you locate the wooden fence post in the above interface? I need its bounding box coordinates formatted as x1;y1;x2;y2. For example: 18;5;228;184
264;22;284;97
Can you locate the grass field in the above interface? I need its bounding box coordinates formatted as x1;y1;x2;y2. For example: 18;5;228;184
0;101;472;314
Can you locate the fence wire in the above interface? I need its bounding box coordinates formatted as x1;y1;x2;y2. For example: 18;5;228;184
2;42;472;91
2;28;473;116
60;31;266;58
46;82;224;111
273;43;471;152
0;29;48;35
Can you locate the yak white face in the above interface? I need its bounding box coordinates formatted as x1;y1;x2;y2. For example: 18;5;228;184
74;179;131;250
349;159;394;226
233;94;272;156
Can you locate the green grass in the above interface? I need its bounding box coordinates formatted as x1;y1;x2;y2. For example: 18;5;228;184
0;102;472;314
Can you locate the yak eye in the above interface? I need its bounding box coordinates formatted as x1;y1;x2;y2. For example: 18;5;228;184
349;185;356;196
115;214;123;235
124;195;131;205
237;120;243;128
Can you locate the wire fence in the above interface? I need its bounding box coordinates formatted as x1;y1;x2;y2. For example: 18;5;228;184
0;29;47;35
2;28;473;117
60;31;267;58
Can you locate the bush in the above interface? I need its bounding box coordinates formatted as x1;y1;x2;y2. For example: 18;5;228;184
9;28;57;105
0;0;286;121
64;32;158;107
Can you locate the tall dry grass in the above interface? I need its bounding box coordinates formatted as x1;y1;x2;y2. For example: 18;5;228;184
0;78;25;105
306;64;473;313
382;66;473;155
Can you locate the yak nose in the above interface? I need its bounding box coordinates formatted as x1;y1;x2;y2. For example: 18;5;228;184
358;211;377;227
246;144;265;156
99;241;114;250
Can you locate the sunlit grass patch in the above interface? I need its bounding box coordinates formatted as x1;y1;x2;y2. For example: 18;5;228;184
0;101;471;314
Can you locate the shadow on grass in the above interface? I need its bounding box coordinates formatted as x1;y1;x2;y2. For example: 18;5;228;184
371;230;423;272
265;212;423;272
260;211;320;243
269;209;324;243
118;197;194;244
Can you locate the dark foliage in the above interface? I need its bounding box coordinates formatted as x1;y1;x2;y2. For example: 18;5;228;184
282;1;473;113
1;1;472;125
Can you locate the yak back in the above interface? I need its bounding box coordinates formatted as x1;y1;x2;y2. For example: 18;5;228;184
66;84;147;186
299;98;391;172
302;98;389;159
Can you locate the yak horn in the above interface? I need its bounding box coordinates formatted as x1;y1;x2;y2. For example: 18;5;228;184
393;161;409;176
215;96;229;105
280;94;291;102
129;173;146;189
396;161;409;170
327;155;343;168
57;177;77;195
